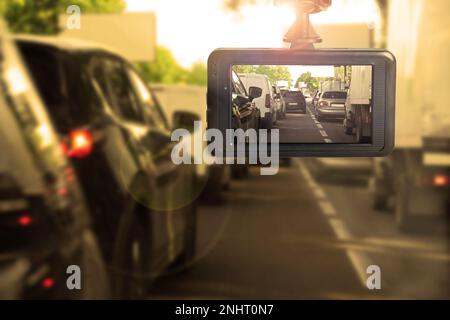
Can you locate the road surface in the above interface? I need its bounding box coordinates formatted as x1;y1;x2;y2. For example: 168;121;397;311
277;107;356;144
148;160;450;299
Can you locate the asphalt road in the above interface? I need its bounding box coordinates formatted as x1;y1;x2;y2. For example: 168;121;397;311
277;107;356;144
148;160;450;299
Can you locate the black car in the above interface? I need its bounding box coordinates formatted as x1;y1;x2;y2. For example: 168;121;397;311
0;30;108;299
283;90;306;114
16;36;199;297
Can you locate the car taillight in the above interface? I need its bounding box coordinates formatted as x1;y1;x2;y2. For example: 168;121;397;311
434;174;449;187
416;173;450;187
17;213;32;227
41;277;55;289
63;129;94;158
319;101;328;108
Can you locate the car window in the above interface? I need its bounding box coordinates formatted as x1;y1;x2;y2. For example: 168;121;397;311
285;91;304;98
126;66;168;130
232;71;247;96
103;57;144;123
322;91;347;99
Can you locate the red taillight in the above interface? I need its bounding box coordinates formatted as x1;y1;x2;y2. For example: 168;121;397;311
434;175;450;187
18;214;32;227
319;101;328;108
66;129;94;158
41;277;55;289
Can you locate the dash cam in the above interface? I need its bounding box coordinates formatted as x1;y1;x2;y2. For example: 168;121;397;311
207;49;396;158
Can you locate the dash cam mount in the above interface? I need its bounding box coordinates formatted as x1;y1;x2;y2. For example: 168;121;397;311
283;0;332;49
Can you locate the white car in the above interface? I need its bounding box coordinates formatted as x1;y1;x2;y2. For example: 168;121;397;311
238;73;277;129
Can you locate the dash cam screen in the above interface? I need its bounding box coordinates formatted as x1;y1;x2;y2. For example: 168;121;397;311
232;65;373;144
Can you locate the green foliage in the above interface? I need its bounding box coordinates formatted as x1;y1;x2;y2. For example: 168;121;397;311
136;46;208;86
295;72;319;91
186;62;208;86
135;47;187;84
233;65;292;86
0;0;126;34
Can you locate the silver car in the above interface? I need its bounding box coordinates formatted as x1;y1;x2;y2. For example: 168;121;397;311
314;91;347;121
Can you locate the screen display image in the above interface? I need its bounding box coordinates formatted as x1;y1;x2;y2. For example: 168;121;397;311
232;65;373;144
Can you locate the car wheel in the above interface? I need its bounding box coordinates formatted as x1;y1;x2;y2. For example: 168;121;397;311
112;201;152;299
344;126;353;135
368;177;388;211
169;200;197;271
232;165;249;179
355;108;370;143
395;174;419;233
201;166;226;204
77;230;111;299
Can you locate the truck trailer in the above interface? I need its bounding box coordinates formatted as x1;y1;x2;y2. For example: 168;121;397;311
369;0;450;232
343;66;372;143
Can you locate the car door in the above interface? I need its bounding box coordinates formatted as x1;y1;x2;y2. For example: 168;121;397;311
90;54;172;269
123;63;195;262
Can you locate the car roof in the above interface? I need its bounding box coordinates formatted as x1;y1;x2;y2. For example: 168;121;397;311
13;34;120;56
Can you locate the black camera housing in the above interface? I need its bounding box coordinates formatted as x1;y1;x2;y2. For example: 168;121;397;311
207;48;396;158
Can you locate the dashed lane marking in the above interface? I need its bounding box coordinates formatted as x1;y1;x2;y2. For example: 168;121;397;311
296;160;372;288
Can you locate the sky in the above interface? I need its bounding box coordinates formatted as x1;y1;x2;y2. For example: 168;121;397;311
125;0;380;68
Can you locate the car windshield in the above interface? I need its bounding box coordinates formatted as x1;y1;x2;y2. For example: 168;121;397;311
284;91;303;98
322;91;347;99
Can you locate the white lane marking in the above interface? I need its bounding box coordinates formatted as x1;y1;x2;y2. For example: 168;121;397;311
317;124;324;129
320;130;328;137
297;160;371;288
318;201;337;216
324;139;333;143
312;185;326;200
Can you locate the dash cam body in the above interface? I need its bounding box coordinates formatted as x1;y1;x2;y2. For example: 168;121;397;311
207;48;396;158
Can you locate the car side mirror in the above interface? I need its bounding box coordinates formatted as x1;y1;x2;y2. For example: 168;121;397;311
172;111;200;132
234;94;250;108
248;86;262;100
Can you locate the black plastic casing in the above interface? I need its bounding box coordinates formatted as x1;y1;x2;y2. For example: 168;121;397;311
207;48;396;158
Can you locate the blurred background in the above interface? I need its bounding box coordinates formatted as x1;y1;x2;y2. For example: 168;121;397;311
0;0;449;299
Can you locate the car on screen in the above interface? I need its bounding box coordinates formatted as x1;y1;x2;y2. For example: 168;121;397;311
15;35;199;297
0;29;108;299
314;90;347;121
232;71;261;131
272;85;286;119
283;90;307;114
238;73;277;129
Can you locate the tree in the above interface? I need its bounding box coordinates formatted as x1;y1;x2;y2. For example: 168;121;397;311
137;47;208;86
0;0;126;34
135;46;188;85
186;62;208;86
295;72;319;91
233;65;258;74
233;65;292;86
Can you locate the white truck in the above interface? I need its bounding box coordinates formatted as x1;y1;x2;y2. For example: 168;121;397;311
369;0;450;232
320;79;342;92
343;66;373;143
